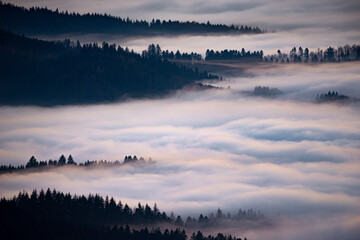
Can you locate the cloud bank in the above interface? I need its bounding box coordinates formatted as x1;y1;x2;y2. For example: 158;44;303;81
0;63;360;239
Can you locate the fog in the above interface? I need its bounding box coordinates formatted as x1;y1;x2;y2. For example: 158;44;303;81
1;62;360;239
2;1;360;239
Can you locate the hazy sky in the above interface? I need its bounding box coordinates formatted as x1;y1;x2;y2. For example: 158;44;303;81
6;0;360;31
1;63;360;239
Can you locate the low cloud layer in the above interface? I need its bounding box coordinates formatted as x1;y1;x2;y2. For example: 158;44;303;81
0;63;360;239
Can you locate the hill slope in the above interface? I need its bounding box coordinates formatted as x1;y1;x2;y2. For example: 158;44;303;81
0;29;214;106
0;2;263;36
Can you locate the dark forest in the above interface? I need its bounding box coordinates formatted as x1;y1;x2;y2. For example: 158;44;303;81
0;189;260;240
0;29;217;106
0;2;263;36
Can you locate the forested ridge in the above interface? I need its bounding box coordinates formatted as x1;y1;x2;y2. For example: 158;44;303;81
264;46;360;63
144;45;360;62
0;155;153;173
0;29;216;106
0;2;263;36
0;189;260;239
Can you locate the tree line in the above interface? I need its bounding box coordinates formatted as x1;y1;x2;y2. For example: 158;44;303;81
0;189;256;239
142;44;203;61
0;29;217;106
316;91;350;102
184;208;264;229
264;45;360;63
205;49;263;61
251;86;282;97
0;155;152;173
164;45;359;62
141;45;263;62
143;45;360;63
0;2;263;36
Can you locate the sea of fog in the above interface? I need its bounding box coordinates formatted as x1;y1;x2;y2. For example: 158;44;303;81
1;62;360;239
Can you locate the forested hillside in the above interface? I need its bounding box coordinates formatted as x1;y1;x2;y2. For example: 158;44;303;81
0;29;216;106
0;189;257;240
0;2;263;36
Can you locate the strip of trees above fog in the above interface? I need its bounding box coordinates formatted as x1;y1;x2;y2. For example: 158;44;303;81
0;155;153;173
264;46;360;63
205;49;263;61
142;44;360;63
0;2;263;36
251;86;282;97
141;44;263;61
0;189;261;239
203;45;360;62
316;91;352;103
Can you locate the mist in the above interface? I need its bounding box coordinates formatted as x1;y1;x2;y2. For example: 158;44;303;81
1;1;360;239
1;63;360;239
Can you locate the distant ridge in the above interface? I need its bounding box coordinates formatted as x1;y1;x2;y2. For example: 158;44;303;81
0;2;264;36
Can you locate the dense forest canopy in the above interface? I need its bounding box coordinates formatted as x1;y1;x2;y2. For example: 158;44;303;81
146;45;360;62
0;2;263;36
205;49;263;61
264;46;360;63
0;189;258;239
0;29;216;106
